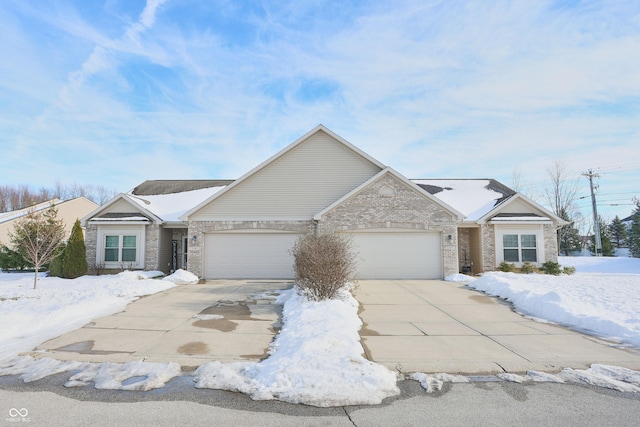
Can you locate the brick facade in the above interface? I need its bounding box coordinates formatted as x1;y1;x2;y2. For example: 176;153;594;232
317;173;460;277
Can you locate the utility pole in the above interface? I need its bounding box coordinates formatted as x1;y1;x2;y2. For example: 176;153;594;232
583;169;602;256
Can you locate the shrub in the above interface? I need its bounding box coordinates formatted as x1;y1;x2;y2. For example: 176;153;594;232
62;219;88;279
0;244;29;270
541;261;562;275
498;261;515;272
520;262;537;274
290;233;357;301
48;243;66;277
562;266;576;275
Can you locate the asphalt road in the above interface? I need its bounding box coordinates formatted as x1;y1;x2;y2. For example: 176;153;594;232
2;373;639;426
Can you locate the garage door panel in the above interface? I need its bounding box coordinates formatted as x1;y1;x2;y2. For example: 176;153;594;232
347;232;442;279
204;233;300;279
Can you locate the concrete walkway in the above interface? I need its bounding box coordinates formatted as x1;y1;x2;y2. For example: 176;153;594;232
31;279;640;375
356;280;640;374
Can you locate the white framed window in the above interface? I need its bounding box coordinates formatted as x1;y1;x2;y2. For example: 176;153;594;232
97;225;145;269
495;225;544;266
104;235;138;263
503;234;537;263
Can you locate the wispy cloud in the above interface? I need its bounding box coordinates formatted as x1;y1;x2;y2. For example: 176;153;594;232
0;0;638;219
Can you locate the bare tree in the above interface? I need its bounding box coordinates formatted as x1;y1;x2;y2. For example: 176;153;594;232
9;206;66;289
290;233;358;301
0;183;117;213
543;160;580;255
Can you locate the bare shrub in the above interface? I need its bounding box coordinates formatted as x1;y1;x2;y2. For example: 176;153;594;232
291;233;357;301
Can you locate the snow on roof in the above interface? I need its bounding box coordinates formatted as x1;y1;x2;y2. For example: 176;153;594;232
412;179;511;221
0;199;62;224
125;186;227;222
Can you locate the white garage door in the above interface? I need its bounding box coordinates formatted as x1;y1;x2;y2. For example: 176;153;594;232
347;231;442;279
204;232;300;279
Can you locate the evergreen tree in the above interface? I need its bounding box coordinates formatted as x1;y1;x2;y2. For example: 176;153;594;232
558;209;583;255
608;216;628;248
590;216;615;256
0;244;29;270
48;243;66;277
628;202;640;258
62;219;88;279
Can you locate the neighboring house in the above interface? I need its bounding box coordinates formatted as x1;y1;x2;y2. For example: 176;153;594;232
82;125;565;279
0;197;99;246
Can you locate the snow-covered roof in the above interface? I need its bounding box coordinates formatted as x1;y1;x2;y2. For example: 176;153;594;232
412;179;514;221
0;199;62;224
124;185;228;222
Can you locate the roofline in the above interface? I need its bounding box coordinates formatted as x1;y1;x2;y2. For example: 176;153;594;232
180;124;387;220
476;193;568;225
81;193;163;226
314;167;465;221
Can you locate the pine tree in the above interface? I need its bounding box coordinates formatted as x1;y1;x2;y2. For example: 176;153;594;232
558;209;583;255
590;216;615;256
608;216;628;248
62;219;88;279
628;202;640;258
48;243;66;277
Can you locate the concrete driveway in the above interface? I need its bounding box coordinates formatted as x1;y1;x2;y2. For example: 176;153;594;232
34;280;290;368
32;279;640;375
355;280;640;374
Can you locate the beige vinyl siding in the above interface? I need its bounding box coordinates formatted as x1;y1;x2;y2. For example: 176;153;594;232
499;199;546;216
191;131;382;220
105;198;139;214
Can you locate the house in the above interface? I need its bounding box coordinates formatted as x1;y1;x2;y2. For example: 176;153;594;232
0;197;99;246
82;125;565;279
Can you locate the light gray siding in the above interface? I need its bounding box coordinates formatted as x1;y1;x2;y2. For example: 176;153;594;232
190;131;382;221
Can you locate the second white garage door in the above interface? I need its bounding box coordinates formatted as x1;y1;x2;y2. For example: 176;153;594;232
347;231;442;279
204;232;300;279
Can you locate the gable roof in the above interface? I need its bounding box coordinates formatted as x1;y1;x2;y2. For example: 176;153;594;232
413;179;515;221
0;199;62;224
84;180;230;225
315;168;465;221
181;124;386;220
478;193;567;225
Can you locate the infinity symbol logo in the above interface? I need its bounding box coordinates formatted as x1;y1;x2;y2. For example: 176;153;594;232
9;408;28;417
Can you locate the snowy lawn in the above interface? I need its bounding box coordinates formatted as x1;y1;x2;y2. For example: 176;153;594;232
466;256;640;347
0;270;176;361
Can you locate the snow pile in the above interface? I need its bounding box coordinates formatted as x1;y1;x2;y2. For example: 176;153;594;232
65;360;182;391
0;356;181;391
412;366;640;393
409;372;469;392
0;271;175;361
445;273;476;282
467;270;640;347
559;364;640;393
194;288;400;407
0;356;87;383
163;269;199;284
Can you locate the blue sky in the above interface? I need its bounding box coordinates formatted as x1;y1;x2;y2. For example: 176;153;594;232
1;0;639;223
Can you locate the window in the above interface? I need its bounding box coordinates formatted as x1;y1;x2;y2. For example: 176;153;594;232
503;234;537;263
104;235;137;264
